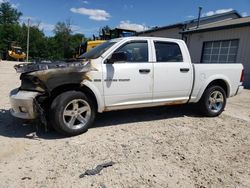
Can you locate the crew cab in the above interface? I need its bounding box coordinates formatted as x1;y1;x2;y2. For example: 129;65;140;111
9;37;244;136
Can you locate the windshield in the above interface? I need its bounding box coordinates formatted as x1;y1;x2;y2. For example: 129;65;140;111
79;40;116;59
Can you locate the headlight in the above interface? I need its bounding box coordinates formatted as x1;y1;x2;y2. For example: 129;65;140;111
20;74;45;92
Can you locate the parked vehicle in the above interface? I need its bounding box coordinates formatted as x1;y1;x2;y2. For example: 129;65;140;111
73;40;106;59
9;37;244;136
8;46;26;61
73;28;136;58
99;28;136;40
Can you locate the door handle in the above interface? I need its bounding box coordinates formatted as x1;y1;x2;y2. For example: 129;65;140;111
139;69;150;74
180;68;190;73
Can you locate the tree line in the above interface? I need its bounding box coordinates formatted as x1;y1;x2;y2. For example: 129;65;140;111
0;1;87;61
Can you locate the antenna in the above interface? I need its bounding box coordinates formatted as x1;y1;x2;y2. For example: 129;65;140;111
197;7;202;28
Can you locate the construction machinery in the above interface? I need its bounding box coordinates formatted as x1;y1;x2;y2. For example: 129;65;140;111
8;46;26;61
74;40;106;59
99;28;136;40
74;28;136;58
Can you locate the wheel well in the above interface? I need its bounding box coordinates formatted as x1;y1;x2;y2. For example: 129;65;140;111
206;79;229;97
48;84;98;110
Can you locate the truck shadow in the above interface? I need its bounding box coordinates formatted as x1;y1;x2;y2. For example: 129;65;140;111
0;109;44;138
94;104;200;128
0;109;64;139
0;104;201;139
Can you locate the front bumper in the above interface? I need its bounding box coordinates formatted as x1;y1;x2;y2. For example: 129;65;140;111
9;89;40;119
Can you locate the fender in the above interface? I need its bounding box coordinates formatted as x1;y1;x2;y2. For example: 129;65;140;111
81;80;105;113
192;74;231;103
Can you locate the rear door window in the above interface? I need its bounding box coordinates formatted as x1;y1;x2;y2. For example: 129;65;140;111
154;41;183;62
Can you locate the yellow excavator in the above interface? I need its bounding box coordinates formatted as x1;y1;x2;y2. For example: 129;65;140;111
74;40;106;59
74;28;136;58
8;46;26;61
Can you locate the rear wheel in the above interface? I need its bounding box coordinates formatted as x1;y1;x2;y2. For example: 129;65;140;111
50;91;96;136
199;85;226;117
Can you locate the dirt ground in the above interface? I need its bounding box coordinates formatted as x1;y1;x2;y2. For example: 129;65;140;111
0;61;250;188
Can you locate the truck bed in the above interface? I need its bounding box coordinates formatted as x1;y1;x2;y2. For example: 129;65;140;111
190;63;243;103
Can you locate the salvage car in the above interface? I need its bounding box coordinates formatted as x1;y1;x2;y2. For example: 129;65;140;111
9;37;244;136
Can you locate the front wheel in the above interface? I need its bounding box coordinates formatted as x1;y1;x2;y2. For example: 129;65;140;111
198;85;226;117
50;91;96;136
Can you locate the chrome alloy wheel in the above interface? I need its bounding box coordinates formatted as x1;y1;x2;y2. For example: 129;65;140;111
63;99;91;130
208;90;224;113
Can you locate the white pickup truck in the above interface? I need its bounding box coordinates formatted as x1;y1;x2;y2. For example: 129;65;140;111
10;37;244;136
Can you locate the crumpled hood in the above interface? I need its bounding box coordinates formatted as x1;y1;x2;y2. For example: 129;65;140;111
16;60;96;93
14;60;92;74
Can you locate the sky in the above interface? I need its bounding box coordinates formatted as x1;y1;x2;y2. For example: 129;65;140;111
3;0;250;37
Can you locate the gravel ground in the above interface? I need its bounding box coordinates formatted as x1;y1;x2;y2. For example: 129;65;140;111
0;61;250;188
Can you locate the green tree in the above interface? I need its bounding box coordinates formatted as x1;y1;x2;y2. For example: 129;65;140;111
0;2;87;61
53;21;85;59
69;33;85;56
20;24;48;60
0;1;22;24
53;21;72;59
0;1;23;59
0;24;22;49
0;23;23;59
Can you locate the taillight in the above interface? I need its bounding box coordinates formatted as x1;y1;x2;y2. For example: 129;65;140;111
240;69;244;83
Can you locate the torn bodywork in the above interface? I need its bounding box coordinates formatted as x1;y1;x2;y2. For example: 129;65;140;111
15;60;95;93
14;60;95;125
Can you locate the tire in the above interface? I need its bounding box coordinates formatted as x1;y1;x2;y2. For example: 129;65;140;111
198;85;226;117
49;91;96;136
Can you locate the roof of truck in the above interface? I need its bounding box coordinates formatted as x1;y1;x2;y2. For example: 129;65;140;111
115;36;185;43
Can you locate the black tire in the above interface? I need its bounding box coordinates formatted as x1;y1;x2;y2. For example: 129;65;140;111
198;85;226;117
49;91;96;136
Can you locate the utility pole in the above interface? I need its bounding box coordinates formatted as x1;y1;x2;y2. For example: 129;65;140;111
26;18;30;62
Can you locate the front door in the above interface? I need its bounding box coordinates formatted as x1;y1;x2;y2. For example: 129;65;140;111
102;40;153;108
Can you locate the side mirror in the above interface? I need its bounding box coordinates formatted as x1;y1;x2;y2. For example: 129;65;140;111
106;51;127;64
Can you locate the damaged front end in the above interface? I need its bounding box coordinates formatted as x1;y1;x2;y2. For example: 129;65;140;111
10;60;95;124
15;60;94;93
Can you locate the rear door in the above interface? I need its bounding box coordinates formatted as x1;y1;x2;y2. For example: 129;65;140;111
152;40;193;103
102;40;153;107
